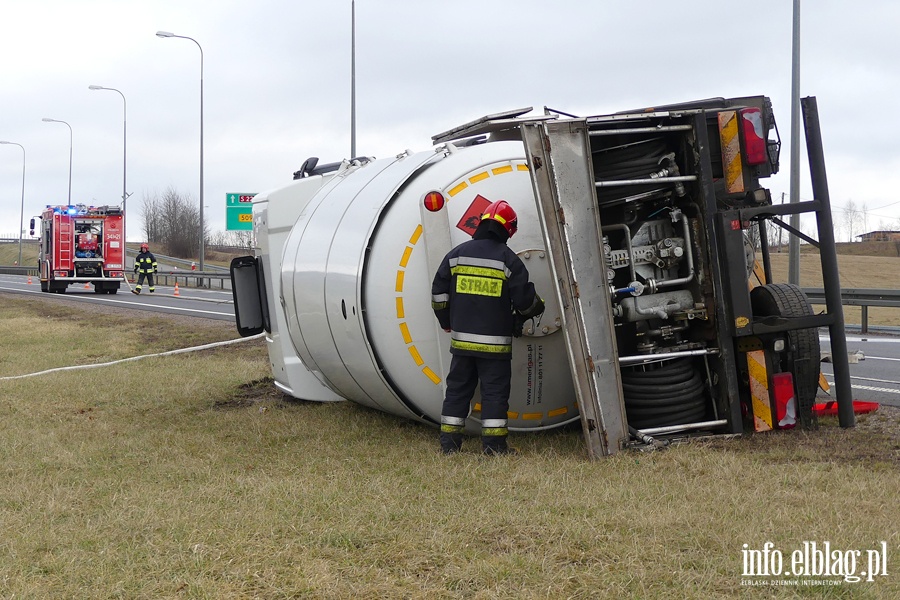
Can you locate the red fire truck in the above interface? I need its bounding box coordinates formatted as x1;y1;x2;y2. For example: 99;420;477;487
31;204;127;294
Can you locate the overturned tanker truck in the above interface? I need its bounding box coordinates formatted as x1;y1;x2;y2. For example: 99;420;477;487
230;95;852;458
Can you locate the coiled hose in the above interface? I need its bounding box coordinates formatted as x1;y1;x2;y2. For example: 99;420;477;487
621;358;707;429
592;137;669;204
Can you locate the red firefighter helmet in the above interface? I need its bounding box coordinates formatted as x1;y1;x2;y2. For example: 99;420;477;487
140;243;149;252
481;200;518;238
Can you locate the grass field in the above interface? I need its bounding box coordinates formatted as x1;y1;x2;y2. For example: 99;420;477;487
1;293;899;598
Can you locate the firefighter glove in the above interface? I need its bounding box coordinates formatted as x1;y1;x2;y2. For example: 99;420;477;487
512;312;525;338
134;266;138;273
520;296;545;320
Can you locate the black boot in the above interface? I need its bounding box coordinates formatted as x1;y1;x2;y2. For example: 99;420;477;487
482;436;517;456
439;432;464;455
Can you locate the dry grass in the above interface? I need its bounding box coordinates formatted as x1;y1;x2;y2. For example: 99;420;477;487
0;295;242;376
0;240;38;266
1;294;899;598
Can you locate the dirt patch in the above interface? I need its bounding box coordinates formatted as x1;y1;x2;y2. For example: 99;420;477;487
699;405;900;466
213;377;285;409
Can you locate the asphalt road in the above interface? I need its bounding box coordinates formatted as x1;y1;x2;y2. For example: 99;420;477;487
820;334;900;409
0;273;235;322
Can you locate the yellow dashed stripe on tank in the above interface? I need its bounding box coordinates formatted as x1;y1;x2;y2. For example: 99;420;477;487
395;224;440;384
394;159;564;424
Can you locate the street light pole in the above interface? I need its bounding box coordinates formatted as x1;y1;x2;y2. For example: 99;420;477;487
89;84;129;251
88;86;128;209
156;30;205;272
0;140;25;266
42;118;73;205
351;0;356;159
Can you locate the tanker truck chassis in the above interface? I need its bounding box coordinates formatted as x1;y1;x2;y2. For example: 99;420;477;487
231;95;852;459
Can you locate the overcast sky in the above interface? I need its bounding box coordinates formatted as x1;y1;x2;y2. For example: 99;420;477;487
2;0;899;245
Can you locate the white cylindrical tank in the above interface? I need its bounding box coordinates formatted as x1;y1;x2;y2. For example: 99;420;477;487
280;141;577;433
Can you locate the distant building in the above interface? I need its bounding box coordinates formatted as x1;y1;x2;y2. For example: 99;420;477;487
856;231;900;242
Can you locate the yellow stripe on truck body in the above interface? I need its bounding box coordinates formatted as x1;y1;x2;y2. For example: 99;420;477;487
747;350;773;431
718;110;745;194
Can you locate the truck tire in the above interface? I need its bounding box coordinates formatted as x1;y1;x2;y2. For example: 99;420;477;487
40;280;49;293
749;283;820;426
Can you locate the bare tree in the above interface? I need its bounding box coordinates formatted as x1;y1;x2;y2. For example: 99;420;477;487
843;199;860;242
861;201;869;236
209;229;254;251
140;192;163;245
139;187;207;258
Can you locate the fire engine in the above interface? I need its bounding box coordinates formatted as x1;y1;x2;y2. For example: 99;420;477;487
31;204;126;294
230;95;852;458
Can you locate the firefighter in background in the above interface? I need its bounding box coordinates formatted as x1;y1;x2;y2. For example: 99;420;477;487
431;200;545;455
133;243;158;294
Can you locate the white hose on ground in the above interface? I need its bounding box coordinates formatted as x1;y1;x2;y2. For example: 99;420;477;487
0;333;265;381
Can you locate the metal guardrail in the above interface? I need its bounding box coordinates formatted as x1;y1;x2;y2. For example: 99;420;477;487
0;266;37;276
1;265;895;324
0;266;230;290
154;271;230;290
803;287;900;333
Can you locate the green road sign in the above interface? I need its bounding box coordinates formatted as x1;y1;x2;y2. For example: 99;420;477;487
226;192;256;231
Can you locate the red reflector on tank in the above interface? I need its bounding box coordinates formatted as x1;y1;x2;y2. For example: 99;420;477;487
740;107;767;166
423;191;445;212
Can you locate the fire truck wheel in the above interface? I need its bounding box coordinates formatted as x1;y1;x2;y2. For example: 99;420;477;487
40;280;49;293
749;283;820;426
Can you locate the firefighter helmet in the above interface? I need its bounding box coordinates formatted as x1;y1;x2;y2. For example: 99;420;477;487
481;200;518;238
140;243;149;252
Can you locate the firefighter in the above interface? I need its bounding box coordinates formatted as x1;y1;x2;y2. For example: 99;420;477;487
133;242;158;294
431;200;545;455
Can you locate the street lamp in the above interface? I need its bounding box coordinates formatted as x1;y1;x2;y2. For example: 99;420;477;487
88;85;129;208
89;84;129;251
156;30;205;272
0;140;25;267
41;117;73;205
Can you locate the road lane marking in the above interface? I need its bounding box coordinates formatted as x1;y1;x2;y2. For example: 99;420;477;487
827;381;900;395
0;285;233;317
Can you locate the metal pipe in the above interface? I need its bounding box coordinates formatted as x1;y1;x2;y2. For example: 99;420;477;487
351;0;356;158
655;211;695;289
595;175;697;188
619;348;718;365
590;125;693;136
788;0;802;284
636;419;729;436
601;223;636;282
629;426;669;448
802;96;854;427
758;218;773;284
